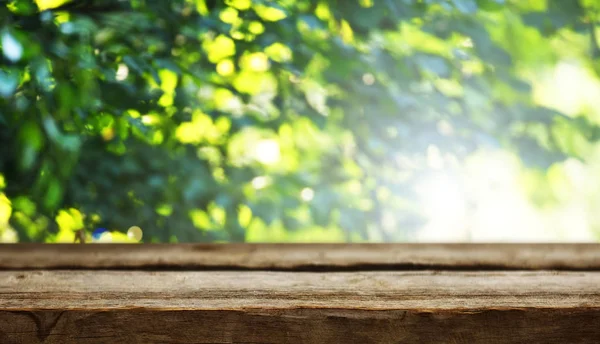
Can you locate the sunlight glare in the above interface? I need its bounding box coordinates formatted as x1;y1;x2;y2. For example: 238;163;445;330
254;139;281;165
534;61;600;118
416;174;466;221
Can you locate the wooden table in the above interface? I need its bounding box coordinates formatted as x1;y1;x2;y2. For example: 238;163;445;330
1;244;599;343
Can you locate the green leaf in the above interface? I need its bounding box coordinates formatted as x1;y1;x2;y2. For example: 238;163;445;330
43;178;63;211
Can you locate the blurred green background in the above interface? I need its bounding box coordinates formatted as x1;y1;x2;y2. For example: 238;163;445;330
2;0;600;243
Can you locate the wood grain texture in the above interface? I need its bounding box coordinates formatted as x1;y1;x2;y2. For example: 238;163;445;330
2;243;600;270
3;245;600;343
2;270;600;310
2;309;600;344
1;270;600;343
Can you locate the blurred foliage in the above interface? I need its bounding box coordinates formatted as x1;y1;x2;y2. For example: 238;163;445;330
2;0;600;243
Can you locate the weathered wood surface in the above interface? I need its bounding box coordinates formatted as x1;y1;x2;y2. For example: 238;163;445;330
4;270;600;309
3;245;600;343
1;270;600;343
2;243;600;270
3;308;600;344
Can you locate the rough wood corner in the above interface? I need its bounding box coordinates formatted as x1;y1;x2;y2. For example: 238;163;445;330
1;244;600;343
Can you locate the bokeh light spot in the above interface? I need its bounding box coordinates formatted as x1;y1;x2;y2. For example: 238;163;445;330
127;226;143;242
116;64;129;81
252;176;269;189
300;188;314;201
362;73;375;85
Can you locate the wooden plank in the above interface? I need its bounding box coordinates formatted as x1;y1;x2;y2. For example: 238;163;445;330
1;270;600;343
1;243;600;270
2;270;600;309
3;309;600;344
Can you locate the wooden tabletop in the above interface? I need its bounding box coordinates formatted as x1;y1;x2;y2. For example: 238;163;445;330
1;244;600;343
1;243;599;270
